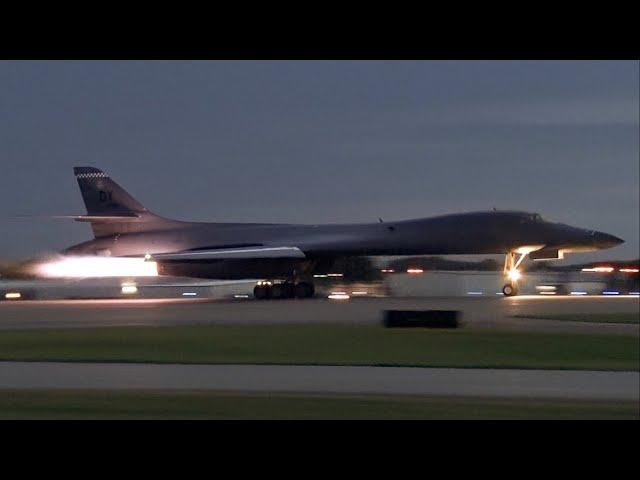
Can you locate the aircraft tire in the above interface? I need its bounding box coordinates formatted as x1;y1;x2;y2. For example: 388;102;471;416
502;283;518;296
295;282;315;299
254;284;271;300
271;283;291;299
282;282;296;298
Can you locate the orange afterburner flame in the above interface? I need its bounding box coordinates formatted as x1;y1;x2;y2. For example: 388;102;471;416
36;256;158;278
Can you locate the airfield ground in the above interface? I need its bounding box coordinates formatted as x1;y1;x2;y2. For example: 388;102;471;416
0;295;638;335
0;324;637;370
0;390;636;420
0;295;637;419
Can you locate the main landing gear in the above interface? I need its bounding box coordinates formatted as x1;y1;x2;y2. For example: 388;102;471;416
502;251;528;297
253;281;315;300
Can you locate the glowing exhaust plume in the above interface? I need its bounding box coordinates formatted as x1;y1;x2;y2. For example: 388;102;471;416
36;256;158;278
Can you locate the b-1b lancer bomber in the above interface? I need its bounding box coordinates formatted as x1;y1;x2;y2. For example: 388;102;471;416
62;167;624;298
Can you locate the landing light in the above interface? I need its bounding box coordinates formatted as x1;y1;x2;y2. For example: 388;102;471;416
407;268;423;274
508;269;521;282
4;292;21;300
619;268;639;273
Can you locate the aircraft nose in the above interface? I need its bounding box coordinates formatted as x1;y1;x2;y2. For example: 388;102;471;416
592;231;624;248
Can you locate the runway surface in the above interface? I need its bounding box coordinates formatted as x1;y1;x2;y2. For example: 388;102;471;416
0;362;637;400
0;296;638;335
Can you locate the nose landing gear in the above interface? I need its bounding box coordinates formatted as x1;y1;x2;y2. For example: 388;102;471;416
502;283;518;296
502;251;527;297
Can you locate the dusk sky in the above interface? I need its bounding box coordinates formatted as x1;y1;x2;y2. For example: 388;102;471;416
0;61;638;262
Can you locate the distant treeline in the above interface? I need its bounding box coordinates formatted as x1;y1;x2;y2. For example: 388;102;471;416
325;255;640;281
385;256;640;273
387;257;500;272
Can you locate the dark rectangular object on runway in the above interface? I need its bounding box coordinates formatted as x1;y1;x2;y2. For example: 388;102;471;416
383;310;459;328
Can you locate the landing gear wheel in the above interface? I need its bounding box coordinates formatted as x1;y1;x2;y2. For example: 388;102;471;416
502;283;519;296
271;283;294;299
253;285;271;300
294;282;315;299
283;282;295;298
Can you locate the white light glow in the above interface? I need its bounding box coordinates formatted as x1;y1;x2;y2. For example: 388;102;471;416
121;283;138;295
351;291;368;296
619;268;639;273
515;245;545;254
407;268;423;274
570;291;588;295
535;285;556;291
328;291;350;300
4;292;21;299
182;292;197;296
582;267;614;273
37;256;158;278
508;269;521;282
327;273;343;277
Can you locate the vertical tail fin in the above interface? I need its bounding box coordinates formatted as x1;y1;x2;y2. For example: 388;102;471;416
74;166;148;216
73;167;182;238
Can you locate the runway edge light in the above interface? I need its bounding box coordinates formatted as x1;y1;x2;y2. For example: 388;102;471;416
121;282;138;295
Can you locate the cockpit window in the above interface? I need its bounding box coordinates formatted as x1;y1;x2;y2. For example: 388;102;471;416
520;213;543;224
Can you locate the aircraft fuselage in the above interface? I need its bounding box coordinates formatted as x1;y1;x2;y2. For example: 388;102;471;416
66;210;623;280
